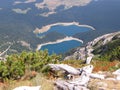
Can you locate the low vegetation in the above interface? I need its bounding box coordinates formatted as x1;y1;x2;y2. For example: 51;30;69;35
0;50;61;82
0;47;120;82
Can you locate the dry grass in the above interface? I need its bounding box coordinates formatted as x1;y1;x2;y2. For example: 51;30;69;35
0;73;54;90
92;60;119;72
0;80;32;90
62;59;85;68
32;74;54;90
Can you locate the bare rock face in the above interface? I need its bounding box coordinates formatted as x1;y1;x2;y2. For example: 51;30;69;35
64;47;87;61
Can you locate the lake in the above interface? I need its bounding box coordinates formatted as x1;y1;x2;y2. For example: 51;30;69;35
41;40;81;54
38;24;93;36
38;24;93;54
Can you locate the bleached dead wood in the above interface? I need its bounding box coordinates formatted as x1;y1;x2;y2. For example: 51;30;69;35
112;69;120;75
89;73;105;79
51;64;120;90
112;69;120;80
69;72;90;86
55;74;90;90
69;65;93;86
55;80;89;90
86;56;92;64
116;75;120;80
82;65;93;74
48;64;81;75
50;64;120;90
52;64;94;90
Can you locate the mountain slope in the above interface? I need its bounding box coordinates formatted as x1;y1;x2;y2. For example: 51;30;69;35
92;34;120;61
64;31;120;61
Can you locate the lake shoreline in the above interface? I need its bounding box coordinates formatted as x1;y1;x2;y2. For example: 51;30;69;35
36;36;83;51
33;21;95;34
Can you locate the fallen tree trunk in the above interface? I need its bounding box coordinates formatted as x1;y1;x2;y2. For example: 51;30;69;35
48;64;81;75
49;64;94;90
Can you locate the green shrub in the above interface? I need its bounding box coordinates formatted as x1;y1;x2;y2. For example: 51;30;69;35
0;50;61;82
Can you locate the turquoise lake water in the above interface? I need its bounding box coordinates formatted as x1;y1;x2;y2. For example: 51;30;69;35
39;24;93;54
38;25;92;37
41;40;81;54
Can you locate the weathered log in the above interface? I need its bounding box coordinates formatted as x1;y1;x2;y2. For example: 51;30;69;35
112;69;120;80
112;69;120;75
54;65;94;90
55;80;89;90
86;56;92;64
69;75;89;86
116;75;120;80
89;73;105;80
48;64;80;75
54;80;69;90
82;65;93;74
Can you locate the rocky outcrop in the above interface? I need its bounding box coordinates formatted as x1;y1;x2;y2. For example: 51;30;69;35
64;31;120;61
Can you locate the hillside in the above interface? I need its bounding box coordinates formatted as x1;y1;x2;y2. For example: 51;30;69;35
0;0;120;89
0;32;120;90
92;34;120;61
1;0;120;54
64;31;120;61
